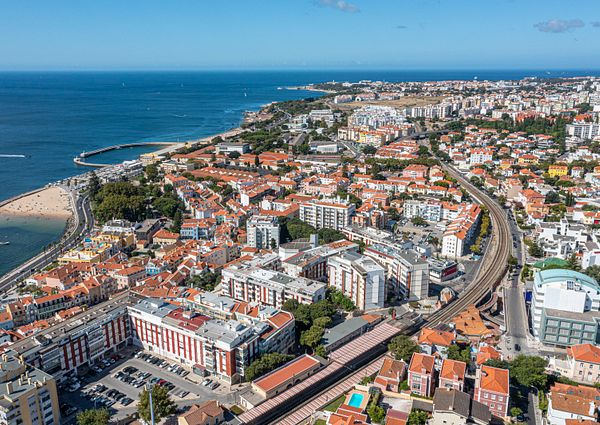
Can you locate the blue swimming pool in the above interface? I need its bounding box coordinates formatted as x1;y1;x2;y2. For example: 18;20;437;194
348;393;364;408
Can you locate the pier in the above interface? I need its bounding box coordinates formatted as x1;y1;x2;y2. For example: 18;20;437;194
73;142;182;167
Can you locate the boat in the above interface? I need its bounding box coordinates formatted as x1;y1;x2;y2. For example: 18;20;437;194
0;241;9;246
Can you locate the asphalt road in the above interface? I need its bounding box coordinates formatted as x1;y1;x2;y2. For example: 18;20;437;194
0;188;93;294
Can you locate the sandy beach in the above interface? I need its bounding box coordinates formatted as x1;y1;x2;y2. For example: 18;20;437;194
0;187;72;219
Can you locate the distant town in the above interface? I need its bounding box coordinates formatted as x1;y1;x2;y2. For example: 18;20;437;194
2;75;600;425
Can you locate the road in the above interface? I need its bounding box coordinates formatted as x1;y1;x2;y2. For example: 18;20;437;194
502;208;536;357
0;188;93;294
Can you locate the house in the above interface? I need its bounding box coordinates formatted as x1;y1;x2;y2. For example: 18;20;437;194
563;344;600;384
473;365;510;418
153;229;180;246
547;383;600;425
373;356;406;392
439;359;467;392
431;388;491;425
178;400;225;425
408;352;436;397
418;327;455;359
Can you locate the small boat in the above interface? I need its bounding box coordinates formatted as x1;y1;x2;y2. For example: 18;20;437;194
0;241;9;246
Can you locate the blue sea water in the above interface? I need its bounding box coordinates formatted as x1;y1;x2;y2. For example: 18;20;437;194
0;69;598;275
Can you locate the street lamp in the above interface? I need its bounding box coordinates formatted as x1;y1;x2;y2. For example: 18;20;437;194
145;384;155;425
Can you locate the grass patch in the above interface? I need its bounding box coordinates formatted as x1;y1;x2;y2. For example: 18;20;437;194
315;420;327;425
323;395;345;412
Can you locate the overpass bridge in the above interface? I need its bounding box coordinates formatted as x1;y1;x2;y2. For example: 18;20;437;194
73;142;182;167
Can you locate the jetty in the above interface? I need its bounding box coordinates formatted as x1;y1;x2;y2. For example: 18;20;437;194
73;142;182;167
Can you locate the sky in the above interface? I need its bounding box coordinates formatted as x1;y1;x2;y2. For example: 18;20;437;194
1;0;600;70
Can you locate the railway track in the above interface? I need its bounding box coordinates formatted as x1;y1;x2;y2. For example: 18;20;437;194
270;162;511;425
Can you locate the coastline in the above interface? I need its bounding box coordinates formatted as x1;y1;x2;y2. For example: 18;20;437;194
0;186;72;220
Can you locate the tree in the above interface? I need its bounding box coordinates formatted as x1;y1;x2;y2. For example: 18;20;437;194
145;163;159;181
228;151;241;159
328;288;357;311
88;171;101;199
411;216;426;226
300;325;325;349
528;241;544;258
362;145;377;155
510;407;523;418
138;385;176;423
171;209;183;233
76;408;110;425
245;353;294;381
254;155;260;167
388;335;419;361
509;355;548;389
313;316;332;328
368;404;386;423
407;410;428;425
447;344;470;364
545;191;560;204
484;358;510;369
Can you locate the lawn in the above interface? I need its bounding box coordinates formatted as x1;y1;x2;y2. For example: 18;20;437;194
323;394;345;412
315;420;327;425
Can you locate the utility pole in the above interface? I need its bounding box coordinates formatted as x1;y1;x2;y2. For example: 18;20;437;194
146;384;155;425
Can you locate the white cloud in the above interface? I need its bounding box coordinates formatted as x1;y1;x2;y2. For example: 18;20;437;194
316;0;360;13
534;19;584;33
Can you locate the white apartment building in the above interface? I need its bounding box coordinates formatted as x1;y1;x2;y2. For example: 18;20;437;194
566;122;600;140
532;269;600;347
441;204;481;259
469;149;494;166
404;200;442;222
327;251;385;310
364;244;430;300
246;215;280;250
299;198;355;231
221;267;327;309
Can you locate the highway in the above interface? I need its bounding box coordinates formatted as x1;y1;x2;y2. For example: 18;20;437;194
0;189;94;294
268;157;512;425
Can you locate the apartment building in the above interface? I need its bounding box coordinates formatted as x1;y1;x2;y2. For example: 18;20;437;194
438;359;467;392
403;199;442;222
364;244;430;300
281;239;358;281
327;251;385;311
408;352;436;397
473;365;510;418
549;343;600;384
221;267;327;309
0;351;60;425
441;204;482;259
531;269;600;347
566;122;600;141
246;215;280;250
299;198;355;231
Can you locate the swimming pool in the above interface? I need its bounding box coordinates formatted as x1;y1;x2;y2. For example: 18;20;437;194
348;393;364;408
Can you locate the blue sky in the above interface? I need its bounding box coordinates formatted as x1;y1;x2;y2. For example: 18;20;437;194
1;0;600;70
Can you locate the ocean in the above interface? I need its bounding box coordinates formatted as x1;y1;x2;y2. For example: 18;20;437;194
0;69;598;275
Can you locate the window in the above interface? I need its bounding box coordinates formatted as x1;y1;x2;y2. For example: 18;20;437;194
484;393;489;399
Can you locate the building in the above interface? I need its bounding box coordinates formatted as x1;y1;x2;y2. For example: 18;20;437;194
404;200;442;222
0;350;60;425
282;239;359;281
532;269;600;347
566;122;600;141
418;327;455;359
373;357;406;392
550;343;600;384
299;199;355;231
364;244;429;300
246;216;280;250
221;267;327;309
251;354;322;399
439;359;467;392
178;400;225;425
408;352;436;397
216;142;250;155
327;251;385;311
441;204;481;259
431;389;491;425
547;383;600;425
473;365;510;418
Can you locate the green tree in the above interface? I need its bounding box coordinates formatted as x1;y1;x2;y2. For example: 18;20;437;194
76;408;110;425
528;241;544;258
328;288;357;311
388;335;419;361
407;410;428;425
509;355;548;389
138;385;176;424
245;353;294;381
88;171;101;199
411;216;426;226
484;359;510;369
510;407;523;418
362;145;377;155
145;163;159;181
228;151;241;159
368;404;386;423
300;325;325;349
171;209;183;233
313;316;332;328
447;344;470;364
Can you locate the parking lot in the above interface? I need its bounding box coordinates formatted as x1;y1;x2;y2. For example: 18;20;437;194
59;347;239;423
